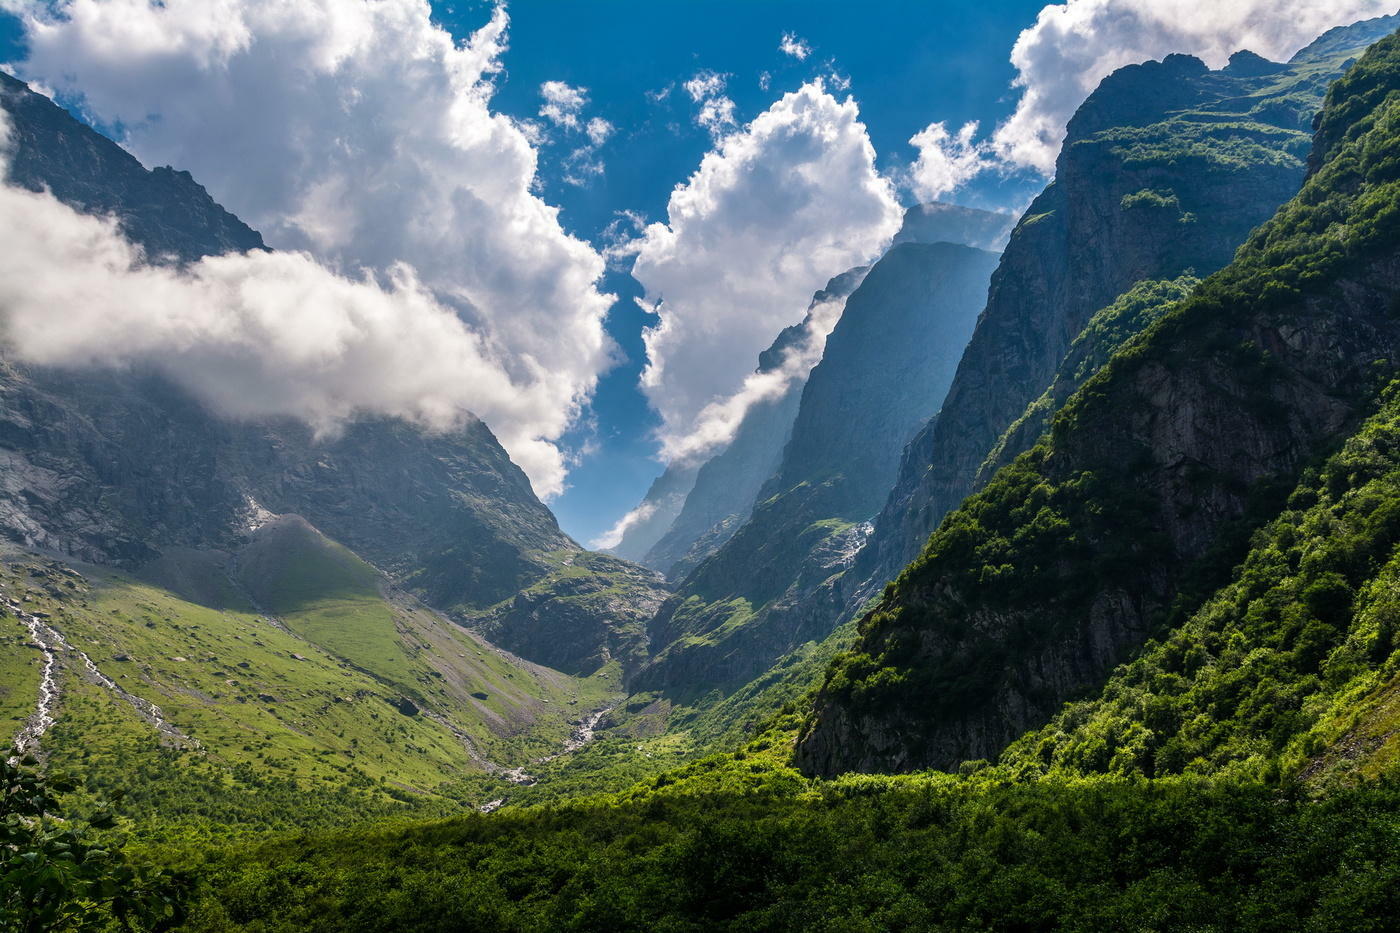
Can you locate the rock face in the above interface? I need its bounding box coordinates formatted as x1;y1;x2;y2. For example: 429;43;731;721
0;72;666;669
472;551;667;677
635;241;1000;695
850;17;1399;613
796;27;1400;775
0;71;264;260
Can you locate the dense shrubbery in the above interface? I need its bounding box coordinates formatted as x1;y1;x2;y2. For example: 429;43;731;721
1;753;186;932
176;758;1400;932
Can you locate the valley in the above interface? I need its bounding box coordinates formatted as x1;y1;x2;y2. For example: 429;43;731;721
4;4;1400;931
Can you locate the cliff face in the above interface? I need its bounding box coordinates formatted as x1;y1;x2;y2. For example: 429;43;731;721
797;28;1400;774
853;21;1397;606
0;71;264;261
635;242;1000;695
0;72;666;670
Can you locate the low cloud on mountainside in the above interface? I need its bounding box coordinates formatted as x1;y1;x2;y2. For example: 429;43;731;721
910;0;1397;187
4;0;615;498
0;109;557;459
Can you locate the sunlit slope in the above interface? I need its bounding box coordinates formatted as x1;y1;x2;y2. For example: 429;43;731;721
0;527;616;826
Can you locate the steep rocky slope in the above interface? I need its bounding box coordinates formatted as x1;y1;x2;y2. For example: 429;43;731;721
797;29;1400;774
853;15;1400;603
0;71;264;261
635;241;999;695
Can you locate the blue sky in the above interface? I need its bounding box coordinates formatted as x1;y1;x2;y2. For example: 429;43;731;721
432;0;1049;543
4;1;1376;546
0;0;1048;544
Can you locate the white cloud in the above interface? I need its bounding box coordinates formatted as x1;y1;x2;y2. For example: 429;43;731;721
908;120;991;201
5;0;617;498
590;500;656;550
992;0;1397;175
0;123;573;480
539;80;587;129
779;32;811;61
683;71;727;102
901;0;1396;198
664;291;848;464
683;70;737;137
585;116;613;146
630;79;902;461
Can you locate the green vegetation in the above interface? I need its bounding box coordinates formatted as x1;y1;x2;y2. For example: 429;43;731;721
1003;381;1400;782
2;755;185;931
811;30;1400;760
173;751;1400;932
0;547;617;838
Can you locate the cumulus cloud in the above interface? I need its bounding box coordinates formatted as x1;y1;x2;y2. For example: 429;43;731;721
683;70;737;137
5;0;616;498
908;120;990;201
629;79;901;461
779;32;812;61
993;0;1397;174
0;120;574;474
585;117;613;146
539;80;587;129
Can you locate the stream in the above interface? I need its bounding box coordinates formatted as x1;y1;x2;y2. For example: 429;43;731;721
9;596;198;758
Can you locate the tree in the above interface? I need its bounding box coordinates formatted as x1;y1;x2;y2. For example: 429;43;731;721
1;751;187;932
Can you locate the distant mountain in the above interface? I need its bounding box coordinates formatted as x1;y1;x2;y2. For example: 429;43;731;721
616;202;1013;580
635;266;868;578
635;240;1000;695
891;202;1016;250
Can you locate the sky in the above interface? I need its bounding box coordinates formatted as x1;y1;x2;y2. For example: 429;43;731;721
438;0;1048;543
0;0;1392;546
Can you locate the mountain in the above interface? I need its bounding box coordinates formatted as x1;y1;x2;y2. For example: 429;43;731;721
604;463;699;564
0;71;264;262
796;23;1400;775
891;202;1016;250
852;16;1400;607
612;203;1013;579
635;240;1000;696
0;71;664;815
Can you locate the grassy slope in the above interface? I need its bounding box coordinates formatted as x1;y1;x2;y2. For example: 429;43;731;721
0;538;616;835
